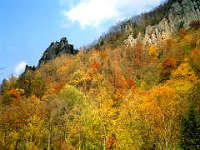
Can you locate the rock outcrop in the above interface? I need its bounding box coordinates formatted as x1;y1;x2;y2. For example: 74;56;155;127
38;37;78;67
24;65;36;72
125;0;200;46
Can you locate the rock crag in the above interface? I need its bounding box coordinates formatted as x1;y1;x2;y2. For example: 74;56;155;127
38;37;78;67
125;0;200;46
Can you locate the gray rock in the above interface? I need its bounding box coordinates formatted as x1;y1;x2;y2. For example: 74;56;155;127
126;0;200;46
38;37;78;67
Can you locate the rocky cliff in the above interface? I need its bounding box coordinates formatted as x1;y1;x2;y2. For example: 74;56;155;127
38;37;78;67
125;0;200;46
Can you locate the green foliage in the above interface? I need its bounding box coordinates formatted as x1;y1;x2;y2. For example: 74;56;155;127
188;82;200;107
180;107;200;150
17;71;46;98
180;82;200;149
59;84;84;109
190;48;200;75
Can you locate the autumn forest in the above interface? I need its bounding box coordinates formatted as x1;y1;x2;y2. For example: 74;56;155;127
0;1;200;150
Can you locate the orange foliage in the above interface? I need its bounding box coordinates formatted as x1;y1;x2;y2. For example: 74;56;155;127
8;89;20;98
23;80;29;84
136;41;143;50
7;88;24;101
107;134;117;150
54;82;65;95
126;79;136;88
162;58;176;69
116;74;128;89
135;42;143;59
90;61;100;72
191;48;200;56
179;29;187;35
133;58;140;66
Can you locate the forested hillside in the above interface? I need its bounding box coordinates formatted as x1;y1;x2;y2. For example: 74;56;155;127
0;0;200;150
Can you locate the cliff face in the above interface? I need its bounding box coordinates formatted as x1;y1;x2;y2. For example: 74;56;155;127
38;37;78;67
126;0;200;46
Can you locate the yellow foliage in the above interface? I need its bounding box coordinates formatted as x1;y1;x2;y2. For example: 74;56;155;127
28;144;39;150
28;95;40;104
118;86;183;149
9;131;19;141
70;70;91;88
147;85;182;121
196;39;200;47
26;115;44;137
2;18;200;150
141;85;183;148
56;66;68;74
167;79;195;95
165;63;198;95
149;44;158;57
184;34;193;43
191;48;200;68
88;50;100;63
184;57;189;62
171;63;198;83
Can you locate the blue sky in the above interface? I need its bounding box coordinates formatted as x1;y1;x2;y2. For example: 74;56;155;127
0;0;165;81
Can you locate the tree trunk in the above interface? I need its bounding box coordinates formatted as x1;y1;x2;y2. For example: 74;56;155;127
14;139;20;150
3;130;6;146
79;132;81;150
78;106;81;150
103;124;107;150
48;119;52;150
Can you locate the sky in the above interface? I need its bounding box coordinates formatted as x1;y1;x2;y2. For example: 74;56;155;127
0;0;165;82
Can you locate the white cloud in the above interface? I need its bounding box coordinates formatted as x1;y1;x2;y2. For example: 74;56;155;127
14;61;27;76
59;0;76;8
62;0;164;28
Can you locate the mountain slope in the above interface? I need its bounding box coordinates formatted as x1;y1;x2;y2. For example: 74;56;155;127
96;0;200;48
0;0;200;149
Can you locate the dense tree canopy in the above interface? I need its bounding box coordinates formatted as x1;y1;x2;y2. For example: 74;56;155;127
0;17;200;150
